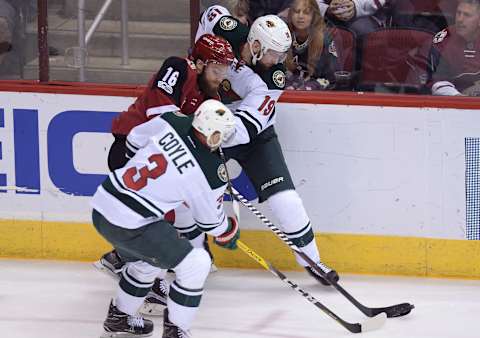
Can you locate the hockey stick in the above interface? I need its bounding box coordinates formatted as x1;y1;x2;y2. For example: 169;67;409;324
218;148;414;319
236;239;386;333
231;186;414;318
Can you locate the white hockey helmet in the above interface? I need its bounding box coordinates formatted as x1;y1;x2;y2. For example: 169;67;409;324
192;99;235;150
247;15;292;65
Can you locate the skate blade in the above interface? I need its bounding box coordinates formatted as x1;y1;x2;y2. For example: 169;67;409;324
93;260;121;281
139;302;165;316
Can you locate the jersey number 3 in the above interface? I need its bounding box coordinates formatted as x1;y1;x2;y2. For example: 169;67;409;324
122;154;167;191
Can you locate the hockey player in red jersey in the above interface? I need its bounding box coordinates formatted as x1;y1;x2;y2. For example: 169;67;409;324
108;33;235;170
428;0;480;96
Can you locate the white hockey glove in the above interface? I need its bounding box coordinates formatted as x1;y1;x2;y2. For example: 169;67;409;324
328;0;356;22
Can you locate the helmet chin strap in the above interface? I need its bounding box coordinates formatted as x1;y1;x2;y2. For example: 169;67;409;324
207;134;222;151
249;41;263;66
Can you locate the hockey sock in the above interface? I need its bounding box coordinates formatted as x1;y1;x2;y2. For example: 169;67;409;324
168;248;210;331
116;261;161;315
267;190;321;265
294;237;320;266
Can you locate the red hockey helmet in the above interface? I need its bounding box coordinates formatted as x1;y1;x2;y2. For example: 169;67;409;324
191;34;234;66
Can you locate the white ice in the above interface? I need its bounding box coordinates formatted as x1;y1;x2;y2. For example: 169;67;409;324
0;260;478;338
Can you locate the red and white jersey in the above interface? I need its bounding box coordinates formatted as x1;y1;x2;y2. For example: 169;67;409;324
428;27;480;95
111;57;212;135
91;112;229;236
196;6;287;147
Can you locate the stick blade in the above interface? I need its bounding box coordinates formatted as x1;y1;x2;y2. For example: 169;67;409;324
361;313;387;332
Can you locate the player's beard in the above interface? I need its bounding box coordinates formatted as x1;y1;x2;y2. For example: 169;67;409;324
254;61;270;74
198;72;219;98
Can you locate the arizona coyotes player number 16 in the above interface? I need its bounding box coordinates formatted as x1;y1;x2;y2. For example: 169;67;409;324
107;33;234;171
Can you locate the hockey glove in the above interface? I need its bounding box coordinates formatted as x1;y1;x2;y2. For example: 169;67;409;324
214;216;240;250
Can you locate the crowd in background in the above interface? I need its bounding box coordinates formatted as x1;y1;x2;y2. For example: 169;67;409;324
204;0;480;97
0;0;16;70
1;1;479;96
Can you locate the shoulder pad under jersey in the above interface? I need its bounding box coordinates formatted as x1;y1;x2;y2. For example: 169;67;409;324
260;64;287;90
161;111;194;136
213;15;249;56
153;57;191;106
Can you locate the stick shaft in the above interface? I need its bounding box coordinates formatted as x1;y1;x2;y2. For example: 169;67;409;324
218;148;411;318
231;187;412;318
236;240;363;333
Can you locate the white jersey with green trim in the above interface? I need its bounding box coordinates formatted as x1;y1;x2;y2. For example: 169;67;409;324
195;5;286;147
91;114;229;236
195;5;232;42
221;60;284;147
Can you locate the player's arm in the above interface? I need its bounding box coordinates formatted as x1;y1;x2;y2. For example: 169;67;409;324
223;66;286;147
195;5;249;56
124;115;170;158
146;56;190;118
195;5;231;41
189;187;239;250
125;58;192;156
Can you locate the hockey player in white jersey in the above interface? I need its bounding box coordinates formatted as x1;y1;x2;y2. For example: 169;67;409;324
91;99;238;338
97;7;340;319
193;6;340;285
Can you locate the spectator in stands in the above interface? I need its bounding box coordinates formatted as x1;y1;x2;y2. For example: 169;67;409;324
316;0;390;37
0;0;15;70
285;0;337;90
232;0;393;33
217;0;294;25
248;0;293;22
232;0;249;24
390;0;454;33
428;0;480;96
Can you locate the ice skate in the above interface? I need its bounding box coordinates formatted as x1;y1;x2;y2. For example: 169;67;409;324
101;300;153;338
